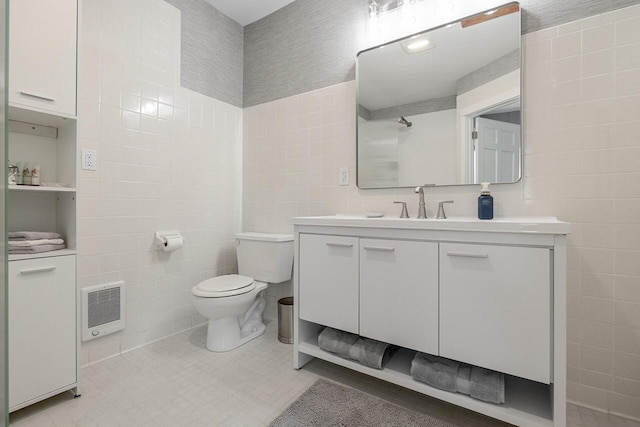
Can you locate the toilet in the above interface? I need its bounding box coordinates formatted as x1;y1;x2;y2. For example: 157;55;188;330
192;232;294;352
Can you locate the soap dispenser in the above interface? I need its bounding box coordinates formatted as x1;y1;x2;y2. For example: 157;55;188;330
478;182;493;220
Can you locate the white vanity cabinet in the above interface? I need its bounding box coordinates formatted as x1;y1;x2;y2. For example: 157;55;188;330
439;243;551;384
298;234;439;354
299;234;359;334
9;0;77;116
293;216;569;427
360;239;438;354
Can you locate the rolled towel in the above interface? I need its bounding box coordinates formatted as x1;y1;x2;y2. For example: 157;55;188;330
8;238;64;247
348;337;392;369
317;327;358;359
456;364;472;395
469;366;505;404
410;353;460;393
9;244;66;254
9;231;62;241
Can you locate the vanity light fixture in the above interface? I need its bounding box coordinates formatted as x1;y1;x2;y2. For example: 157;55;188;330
368;0;424;19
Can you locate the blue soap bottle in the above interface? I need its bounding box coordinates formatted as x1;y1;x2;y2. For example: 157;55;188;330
478;182;493;220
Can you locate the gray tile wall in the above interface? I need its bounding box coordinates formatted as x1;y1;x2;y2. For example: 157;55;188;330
243;0;640;107
165;0;244;107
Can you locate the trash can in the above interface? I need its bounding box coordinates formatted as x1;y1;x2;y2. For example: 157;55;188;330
278;297;294;344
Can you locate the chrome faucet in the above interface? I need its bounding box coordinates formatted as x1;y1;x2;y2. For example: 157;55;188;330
393;201;409;218
436;200;454;219
415;186;427;219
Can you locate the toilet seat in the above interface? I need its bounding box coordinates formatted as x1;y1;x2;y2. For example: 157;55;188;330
192;274;255;298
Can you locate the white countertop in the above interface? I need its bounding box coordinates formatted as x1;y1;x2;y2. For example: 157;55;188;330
292;215;571;234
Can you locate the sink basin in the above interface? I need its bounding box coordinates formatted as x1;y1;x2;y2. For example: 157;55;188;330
291;215;570;234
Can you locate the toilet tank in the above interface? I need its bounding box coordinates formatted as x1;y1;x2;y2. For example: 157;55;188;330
235;232;294;283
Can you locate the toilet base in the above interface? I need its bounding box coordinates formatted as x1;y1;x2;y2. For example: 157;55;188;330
205;317;266;352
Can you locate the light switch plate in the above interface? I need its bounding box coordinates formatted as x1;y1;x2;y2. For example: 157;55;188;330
81;149;97;171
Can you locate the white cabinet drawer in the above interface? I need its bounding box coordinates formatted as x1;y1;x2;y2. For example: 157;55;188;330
360;239;439;354
9;255;77;410
299;234;359;334
439;243;551;383
9;0;77;116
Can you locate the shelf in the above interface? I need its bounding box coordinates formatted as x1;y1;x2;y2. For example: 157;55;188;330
9;104;77;126
9;249;77;262
9;185;76;193
297;340;553;427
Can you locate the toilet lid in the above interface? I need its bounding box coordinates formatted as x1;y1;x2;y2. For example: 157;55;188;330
192;274;256;298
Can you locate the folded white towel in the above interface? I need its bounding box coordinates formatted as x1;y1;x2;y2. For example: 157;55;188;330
8;238;65;247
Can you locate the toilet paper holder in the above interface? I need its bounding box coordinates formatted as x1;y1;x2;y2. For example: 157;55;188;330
155;230;185;250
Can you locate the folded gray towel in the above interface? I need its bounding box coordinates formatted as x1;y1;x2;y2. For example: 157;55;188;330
456;364;472;395
410;353;460;392
9;231;62;241
318;328;358;359
469;366;505;404
348;337;391;369
9;244;66;254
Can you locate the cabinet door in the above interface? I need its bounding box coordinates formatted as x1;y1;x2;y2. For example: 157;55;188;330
439;243;551;383
299;234;359;334
9;255;77;410
360;239;438;354
9;0;77;116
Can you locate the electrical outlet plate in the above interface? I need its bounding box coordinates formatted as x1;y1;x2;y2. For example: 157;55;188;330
81;149;97;171
338;167;349;186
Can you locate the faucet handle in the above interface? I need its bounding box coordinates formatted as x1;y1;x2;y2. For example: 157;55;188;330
436;200;454;219
393;201;409;218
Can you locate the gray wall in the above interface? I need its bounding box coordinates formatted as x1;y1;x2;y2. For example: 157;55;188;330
457;50;520;96
481;111;522;125
368;96;457;121
244;0;365;108
243;0;640;107
165;0;244;107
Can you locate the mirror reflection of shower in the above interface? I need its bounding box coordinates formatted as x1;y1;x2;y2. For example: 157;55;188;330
399;116;412;127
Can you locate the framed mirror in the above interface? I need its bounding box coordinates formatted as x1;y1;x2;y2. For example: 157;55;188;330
357;2;521;189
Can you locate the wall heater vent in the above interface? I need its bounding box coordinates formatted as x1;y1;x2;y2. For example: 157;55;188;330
82;281;125;341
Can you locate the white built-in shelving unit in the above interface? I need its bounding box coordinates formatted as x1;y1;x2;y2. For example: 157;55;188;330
6;0;80;412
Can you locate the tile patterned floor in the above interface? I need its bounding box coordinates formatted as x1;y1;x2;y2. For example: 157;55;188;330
9;322;640;427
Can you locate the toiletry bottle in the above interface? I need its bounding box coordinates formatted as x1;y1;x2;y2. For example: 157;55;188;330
478;182;493;220
22;163;32;186
16;162;23;185
31;164;40;186
8;162;18;185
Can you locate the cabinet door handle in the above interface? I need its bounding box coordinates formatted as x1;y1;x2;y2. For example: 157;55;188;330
326;242;353;248
363;246;395;252
19;266;57;274
446;252;488;259
20;91;56;102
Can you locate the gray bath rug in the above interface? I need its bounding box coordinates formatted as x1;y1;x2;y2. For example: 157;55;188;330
269;379;456;426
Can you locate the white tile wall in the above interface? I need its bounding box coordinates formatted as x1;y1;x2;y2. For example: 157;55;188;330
77;0;243;364
243;4;640;420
